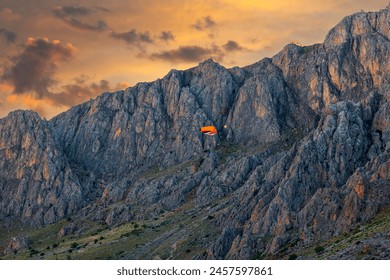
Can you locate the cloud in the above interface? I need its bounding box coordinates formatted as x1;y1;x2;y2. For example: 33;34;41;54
53;6;94;17
49;79;110;107
4;77;130;117
66;18;108;32
223;40;244;52
52;5;109;32
42;78;129;107
159;31;175;42
45;78;128;107
0;28;16;44
0;36;131;112
148;39;248;64
0;8;20;21
191;16;216;30
149;45;223;63
94;6;111;13
110;29;154;46
1;38;76;97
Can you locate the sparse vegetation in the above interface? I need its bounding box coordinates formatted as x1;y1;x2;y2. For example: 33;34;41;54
289;205;390;260
140;158;201;180
252;251;264;260
288;253;298;260
314;246;325;254
0;196;221;260
3;189;387;261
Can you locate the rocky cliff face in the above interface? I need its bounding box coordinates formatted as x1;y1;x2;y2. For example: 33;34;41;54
1;6;390;259
0;111;83;226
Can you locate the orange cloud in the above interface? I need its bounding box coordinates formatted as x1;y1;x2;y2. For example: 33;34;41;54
6;94;53;118
0;8;20;21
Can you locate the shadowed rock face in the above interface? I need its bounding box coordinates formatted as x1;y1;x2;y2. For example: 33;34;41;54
1;6;390;259
0;111;83;226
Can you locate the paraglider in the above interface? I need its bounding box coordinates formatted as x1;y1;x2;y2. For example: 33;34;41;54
200;125;217;157
200;125;217;136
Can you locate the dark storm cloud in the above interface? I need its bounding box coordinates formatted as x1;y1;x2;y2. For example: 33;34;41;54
191;16;216;30
110;29;154;45
1;38;76;97
223;40;244;52
150;45;223;63
159;31;175;42
0;28;16;43
52;5;109;32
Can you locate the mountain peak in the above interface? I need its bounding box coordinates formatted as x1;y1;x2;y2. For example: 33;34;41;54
197;58;222;69
324;5;390;47
5;109;40;120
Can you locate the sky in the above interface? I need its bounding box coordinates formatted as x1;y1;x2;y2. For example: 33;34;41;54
0;0;389;119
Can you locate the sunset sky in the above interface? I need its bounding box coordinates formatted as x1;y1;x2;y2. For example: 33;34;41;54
0;0;389;119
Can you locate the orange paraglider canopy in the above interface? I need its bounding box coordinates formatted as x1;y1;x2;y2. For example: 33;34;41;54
200;125;217;136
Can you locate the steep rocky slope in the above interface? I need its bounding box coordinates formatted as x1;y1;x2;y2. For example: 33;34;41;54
1;5;390;259
0;111;83;226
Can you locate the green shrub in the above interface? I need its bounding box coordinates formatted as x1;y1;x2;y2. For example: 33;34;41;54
131;229;144;236
288;254;298;260
314;246;325;254
29;248;39;255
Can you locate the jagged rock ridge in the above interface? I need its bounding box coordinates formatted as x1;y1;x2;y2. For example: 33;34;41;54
1;5;390;259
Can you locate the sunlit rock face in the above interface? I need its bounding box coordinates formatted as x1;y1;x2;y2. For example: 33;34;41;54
1;6;390;259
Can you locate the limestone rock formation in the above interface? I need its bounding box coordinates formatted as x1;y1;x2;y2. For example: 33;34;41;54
3;236;30;255
0;111;84;226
